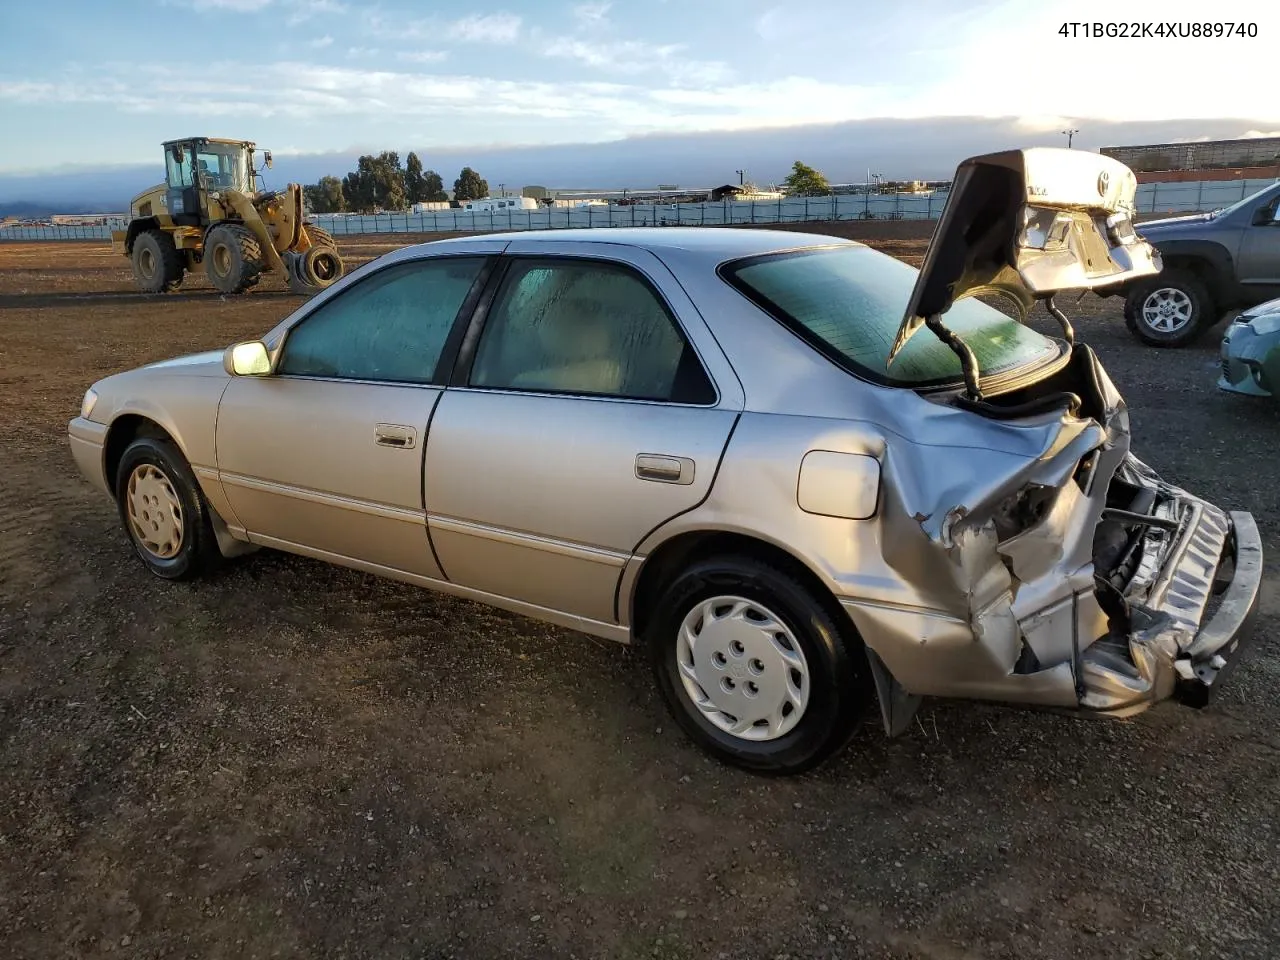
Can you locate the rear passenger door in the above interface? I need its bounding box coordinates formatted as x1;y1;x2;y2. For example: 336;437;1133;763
424;241;743;628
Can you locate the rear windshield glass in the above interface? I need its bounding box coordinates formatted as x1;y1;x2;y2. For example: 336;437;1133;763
721;245;1059;386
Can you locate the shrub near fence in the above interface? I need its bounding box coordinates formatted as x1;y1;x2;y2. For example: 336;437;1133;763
3;178;1276;242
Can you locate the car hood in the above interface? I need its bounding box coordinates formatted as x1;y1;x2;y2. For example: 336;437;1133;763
1137;212;1215;231
140;349;229;375
889;148;1161;376
1239;295;1280;320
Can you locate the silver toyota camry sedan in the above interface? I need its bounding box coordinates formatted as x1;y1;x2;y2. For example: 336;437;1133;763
69;149;1263;774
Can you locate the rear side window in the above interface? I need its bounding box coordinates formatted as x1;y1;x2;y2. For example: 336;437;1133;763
278;257;485;383
468;258;716;403
721;245;1059;386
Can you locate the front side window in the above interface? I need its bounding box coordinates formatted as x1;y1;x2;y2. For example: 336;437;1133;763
278;257;486;383
722;245;1059;387
469;258;715;403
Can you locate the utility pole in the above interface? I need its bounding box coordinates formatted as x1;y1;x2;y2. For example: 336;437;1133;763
1062;128;1079;149
498;182;505;197
735;169;745;185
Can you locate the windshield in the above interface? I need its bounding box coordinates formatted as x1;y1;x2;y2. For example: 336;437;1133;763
721;245;1060;387
194;143;253;193
1209;181;1280;220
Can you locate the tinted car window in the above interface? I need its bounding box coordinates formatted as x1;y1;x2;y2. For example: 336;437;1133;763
469;259;715;403
279;257;484;383
722;245;1059;386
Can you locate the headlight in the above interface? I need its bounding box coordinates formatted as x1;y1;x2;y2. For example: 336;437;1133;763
80;388;99;420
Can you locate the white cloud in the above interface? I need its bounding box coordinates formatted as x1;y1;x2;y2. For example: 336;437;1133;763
190;0;270;9
541;37;733;85
308;35;334;49
286;0;347;25
572;2;612;25
444;13;522;44
398;50;450;64
345;47;379;58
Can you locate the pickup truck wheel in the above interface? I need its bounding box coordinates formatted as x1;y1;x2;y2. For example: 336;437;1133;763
1123;271;1214;347
647;557;873;776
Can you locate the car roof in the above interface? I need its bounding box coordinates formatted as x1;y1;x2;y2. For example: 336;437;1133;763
408;226;863;260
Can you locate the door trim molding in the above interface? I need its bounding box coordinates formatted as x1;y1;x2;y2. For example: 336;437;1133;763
428;513;630;567
218;471;425;524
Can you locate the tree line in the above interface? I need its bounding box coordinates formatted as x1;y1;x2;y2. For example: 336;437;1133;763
304;156;837;213
303;152;491;214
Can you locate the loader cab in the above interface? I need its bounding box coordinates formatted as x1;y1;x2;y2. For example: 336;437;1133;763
162;138;256;225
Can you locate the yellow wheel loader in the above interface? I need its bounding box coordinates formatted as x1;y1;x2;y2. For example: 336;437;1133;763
111;137;345;296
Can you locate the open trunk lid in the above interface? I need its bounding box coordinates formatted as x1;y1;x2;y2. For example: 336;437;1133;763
889;148;1161;395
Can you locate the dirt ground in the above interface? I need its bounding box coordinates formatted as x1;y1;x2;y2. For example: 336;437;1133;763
2;225;1279;960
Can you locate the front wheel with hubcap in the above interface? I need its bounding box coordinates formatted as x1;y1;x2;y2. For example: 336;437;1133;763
647;557;873;775
115;436;222;580
1123;271;1214;347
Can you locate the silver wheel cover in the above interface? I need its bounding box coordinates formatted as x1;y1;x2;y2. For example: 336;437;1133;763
126;463;184;559
675;595;811;742
1141;286;1194;333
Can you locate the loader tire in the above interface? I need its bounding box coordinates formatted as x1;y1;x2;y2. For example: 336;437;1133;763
303;223;335;248
204;224;264;295
301;244;344;289
131;229;184;293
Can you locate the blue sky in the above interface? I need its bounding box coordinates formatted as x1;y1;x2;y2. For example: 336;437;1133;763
1;0;1277;177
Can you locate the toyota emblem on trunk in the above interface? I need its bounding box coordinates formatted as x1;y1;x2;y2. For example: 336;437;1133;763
1097;171;1110;196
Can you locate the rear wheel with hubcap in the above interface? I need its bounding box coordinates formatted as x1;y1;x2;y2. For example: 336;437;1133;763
1123;270;1214;347
647;556;873;775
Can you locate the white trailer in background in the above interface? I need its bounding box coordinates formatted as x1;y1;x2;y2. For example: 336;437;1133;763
461;197;539;212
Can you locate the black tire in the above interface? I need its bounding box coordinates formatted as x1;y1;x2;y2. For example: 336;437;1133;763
114;436;222;581
203;223;264;294
301;243;344;288
1123;270;1215;347
130;229;184;293
304;223;335;248
646;556;873;775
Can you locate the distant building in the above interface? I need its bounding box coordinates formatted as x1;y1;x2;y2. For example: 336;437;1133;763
1100;136;1280;182
710;184;785;201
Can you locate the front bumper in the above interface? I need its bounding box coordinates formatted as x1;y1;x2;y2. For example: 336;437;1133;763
68;416;111;498
1218;319;1275;397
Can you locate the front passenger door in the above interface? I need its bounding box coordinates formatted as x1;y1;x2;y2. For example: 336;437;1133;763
1237;194;1280;296
215;253;491;577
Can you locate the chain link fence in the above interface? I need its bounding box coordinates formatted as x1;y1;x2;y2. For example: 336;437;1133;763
3;177;1276;242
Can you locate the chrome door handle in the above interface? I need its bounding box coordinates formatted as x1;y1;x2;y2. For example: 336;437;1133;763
374;423;417;449
635;454;695;485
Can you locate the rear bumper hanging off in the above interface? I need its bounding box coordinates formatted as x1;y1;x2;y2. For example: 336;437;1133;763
1172;511;1264;707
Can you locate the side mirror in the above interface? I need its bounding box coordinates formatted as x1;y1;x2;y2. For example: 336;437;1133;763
1251;204;1280;225
263;151;273;169
224;340;272;376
